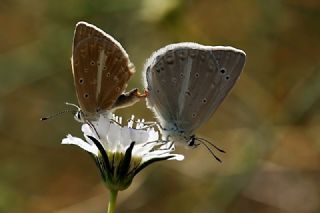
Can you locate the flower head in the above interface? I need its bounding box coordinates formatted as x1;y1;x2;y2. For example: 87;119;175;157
62;114;184;191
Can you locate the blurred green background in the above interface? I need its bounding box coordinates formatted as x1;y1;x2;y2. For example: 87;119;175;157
1;0;319;212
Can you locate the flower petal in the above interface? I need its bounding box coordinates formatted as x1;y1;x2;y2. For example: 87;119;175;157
62;134;99;156
92;114;110;139
129;128;149;144
107;122;121;151
120;126;131;148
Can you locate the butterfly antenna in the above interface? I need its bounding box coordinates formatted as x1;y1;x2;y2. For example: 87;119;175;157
40;109;76;121
41;102;80;121
197;137;226;153
65;102;81;110
198;140;222;163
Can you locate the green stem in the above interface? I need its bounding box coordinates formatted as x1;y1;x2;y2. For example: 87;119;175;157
107;189;118;213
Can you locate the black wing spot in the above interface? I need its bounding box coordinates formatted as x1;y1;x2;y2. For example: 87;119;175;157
225;75;230;80
103;66;107;70
79;78;84;84
220;68;226;74
84;93;89;99
90;60;95;66
156;89;160;93
202;98;207;104
106;72;110;78
180;73;184;78
192;113;197;118
195;73;200;78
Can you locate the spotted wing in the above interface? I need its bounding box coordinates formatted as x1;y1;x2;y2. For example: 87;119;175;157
144;46;186;128
144;43;246;133
72;22;135;116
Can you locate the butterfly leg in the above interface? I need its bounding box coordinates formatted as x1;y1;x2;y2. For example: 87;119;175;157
111;88;148;110
128;120;164;133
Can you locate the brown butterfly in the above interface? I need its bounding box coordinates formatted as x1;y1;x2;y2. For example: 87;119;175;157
71;21;146;122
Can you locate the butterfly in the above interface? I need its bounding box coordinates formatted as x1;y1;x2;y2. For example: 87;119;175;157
143;43;246;161
71;21;146;122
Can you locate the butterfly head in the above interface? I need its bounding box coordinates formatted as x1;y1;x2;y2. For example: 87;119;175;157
186;135;199;149
65;102;87;123
165;129;198;149
74;109;85;123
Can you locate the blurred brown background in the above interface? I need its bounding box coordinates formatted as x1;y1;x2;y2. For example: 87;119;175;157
0;0;319;212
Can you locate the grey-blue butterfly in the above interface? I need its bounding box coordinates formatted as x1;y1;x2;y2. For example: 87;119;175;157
143;43;246;161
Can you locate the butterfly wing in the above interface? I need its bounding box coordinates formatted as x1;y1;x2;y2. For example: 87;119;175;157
144;47;187;128
72;22;135;117
144;43;246;134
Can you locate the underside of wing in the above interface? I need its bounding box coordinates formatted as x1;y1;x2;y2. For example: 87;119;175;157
72;22;135;115
178;45;246;132
144;43;246;133
144;44;193;129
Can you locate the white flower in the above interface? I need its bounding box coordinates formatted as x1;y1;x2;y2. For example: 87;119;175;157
62;114;184;190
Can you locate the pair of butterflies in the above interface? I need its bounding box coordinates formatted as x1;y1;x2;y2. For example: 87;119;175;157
71;22;246;160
